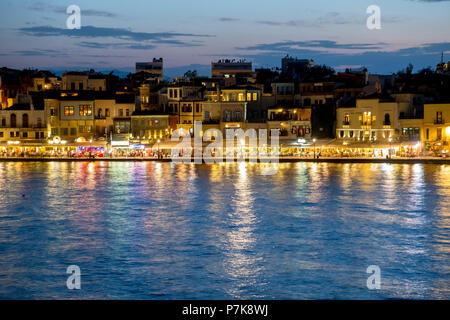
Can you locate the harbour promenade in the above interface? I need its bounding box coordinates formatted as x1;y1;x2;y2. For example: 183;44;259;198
1;156;449;164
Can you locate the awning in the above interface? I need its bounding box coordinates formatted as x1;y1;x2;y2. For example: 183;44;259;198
330;140;420;149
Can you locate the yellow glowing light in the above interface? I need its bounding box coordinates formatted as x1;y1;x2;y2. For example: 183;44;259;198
446;127;450;136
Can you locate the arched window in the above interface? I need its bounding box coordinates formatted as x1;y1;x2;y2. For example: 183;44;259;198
384;113;390;125
10;114;17;128
234;111;242;122
22;114;29;128
344;113;350;124
223;110;231;122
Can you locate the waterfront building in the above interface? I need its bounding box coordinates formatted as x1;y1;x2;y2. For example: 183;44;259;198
43;91;135;154
336;95;401;142
267;106;312;140
166;84;203;127
110;93;136;148
177;98;203;134
0;100;47;156
333;94;413;157
202;101;246;137
45;91;96;143
131;112;173;143
423;103;450;154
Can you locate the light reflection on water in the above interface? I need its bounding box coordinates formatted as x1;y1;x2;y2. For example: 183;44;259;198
0;162;449;299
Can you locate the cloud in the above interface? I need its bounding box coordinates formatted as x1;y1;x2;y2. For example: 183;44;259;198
78;42;156;50
19;25;212;42
237;40;386;52
28;2;118;18
78;40;201;50
255;12;355;28
254;11;404;28
218;17;240;22
12;49;68;57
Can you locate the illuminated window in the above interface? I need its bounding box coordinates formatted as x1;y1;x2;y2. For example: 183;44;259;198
79;105;92;116
363;112;372;125
64;106;74;116
253;93;257;101
247;93;251;101
238;93;244;101
344;113;350;124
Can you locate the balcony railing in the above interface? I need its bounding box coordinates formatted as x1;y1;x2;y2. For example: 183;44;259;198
342;121;350;125
0;126;46;129
202;119;220;125
383;121;391;126
434;119;444;124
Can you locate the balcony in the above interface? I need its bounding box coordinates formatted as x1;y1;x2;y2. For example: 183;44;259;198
342;121;350;126
434;119;444;124
270;115;292;121
202;119;220;125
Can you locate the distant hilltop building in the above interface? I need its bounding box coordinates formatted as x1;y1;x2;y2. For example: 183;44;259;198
281;55;315;80
136;58;164;83
436;53;449;74
211;59;255;86
211;59;253;78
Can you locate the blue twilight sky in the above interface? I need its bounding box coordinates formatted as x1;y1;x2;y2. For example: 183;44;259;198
0;0;449;77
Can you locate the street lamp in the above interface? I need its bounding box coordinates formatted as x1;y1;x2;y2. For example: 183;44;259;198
388;137;392;158
157;139;161;159
313;138;317;159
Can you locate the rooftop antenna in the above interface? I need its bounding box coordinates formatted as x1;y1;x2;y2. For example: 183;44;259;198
441;52;444;64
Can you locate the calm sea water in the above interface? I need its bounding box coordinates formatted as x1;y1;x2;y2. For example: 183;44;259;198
0;162;449;299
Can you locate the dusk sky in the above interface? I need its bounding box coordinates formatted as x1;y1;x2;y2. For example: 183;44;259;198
1;0;449;77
